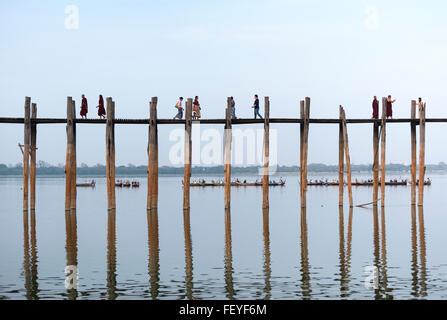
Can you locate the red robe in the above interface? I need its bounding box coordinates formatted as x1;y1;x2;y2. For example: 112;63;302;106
81;97;88;116
386;100;392;117
97;95;106;116
372;99;379;118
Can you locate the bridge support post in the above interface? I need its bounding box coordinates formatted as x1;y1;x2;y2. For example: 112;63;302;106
262;96;270;209
23;97;31;212
183;98;193;210
373;117;379;206
380;97;387;207
341;107;353;208
224;97;232;209
70;99;77;211
300;97;310;208
30;103;37;211
147;97;158;210
65;97;74;211
106;98;116;211
339;106;344;206
418;102;426;206
411;100;417;205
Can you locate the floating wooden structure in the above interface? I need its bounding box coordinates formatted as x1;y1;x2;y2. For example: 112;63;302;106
4;95;432;211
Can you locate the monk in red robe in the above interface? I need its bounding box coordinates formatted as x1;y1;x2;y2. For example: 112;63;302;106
386;95;396;119
372;96;379;119
96;95;106;119
80;94;88;119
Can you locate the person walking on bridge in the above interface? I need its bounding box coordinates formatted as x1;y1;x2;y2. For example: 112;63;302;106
173;97;184;120
96;94;106;119
372;96;379;119
386;95;396;119
252;94;263;119
80;94;88;119
230;96;237;119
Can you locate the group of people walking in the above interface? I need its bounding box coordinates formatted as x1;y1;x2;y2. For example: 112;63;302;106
172;94;264;120
79;94;423;121
372;95;423;119
79;94;106;119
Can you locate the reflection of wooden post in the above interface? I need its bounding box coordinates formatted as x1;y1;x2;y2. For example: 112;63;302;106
410;100;417;205
147;97;158;210
380;97;387;207
30;103;37;211
183;209;193;299
65;97;73;211
418;103;426;206
23;97;31;212
299;100;305;206
373;118;379;206
262;97;270;209
338;107;344;206
224;98;232;209
70;100;77;210
183;98;193;210
301;98;310;208
106;98;116;210
341;107;353;208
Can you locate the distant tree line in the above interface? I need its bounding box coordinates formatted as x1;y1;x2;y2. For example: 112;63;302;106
1;162;447;176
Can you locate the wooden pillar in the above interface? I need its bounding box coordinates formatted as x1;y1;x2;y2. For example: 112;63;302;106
301;97;310;208
373;118;379;206
23;97;31;212
65;97;73;211
30;103;37;211
410;100;417;205
299;100;305;206
418;103;426;206
106;98;116;211
224;97;232;209
183;98;193;210
70;100;77;210
380;97;387;207
262;96;270;209
147;97;158;210
341;107;353;208
338;107;344;206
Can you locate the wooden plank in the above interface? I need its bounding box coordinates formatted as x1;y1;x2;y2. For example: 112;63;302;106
30;103;37;211
418;103;426;206
183;98;193;210
341;107;353;208
411;100;417;205
224;98;232;209
23;97;31;212
64;97;73;212
380;97;387;207
339;106;344;206
147;97;158;210
262;96;270;209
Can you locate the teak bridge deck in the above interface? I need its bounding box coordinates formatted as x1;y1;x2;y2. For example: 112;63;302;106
2;96;429;212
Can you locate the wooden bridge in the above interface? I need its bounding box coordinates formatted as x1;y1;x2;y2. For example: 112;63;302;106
0;96;430;213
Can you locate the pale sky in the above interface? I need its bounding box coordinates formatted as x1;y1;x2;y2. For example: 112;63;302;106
1;0;447;167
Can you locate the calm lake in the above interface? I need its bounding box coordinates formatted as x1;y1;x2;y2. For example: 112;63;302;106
1;173;447;300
